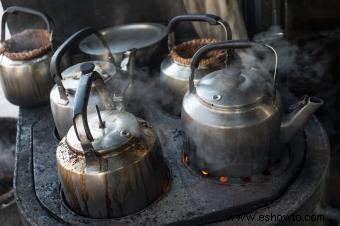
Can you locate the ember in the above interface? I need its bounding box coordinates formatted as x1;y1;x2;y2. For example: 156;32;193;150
219;176;229;184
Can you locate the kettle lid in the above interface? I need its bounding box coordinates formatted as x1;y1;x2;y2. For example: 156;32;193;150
67;110;142;154
195;65;267;108
61;61;115;90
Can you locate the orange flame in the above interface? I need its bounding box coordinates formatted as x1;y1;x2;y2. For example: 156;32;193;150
182;154;188;164
219;176;229;183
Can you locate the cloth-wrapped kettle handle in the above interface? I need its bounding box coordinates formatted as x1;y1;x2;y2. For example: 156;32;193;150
1;6;53;42
50;27;115;102
189;40;278;97
73;62;114;144
166;14;232;51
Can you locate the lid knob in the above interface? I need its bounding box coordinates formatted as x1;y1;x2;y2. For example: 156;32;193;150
80;62;95;74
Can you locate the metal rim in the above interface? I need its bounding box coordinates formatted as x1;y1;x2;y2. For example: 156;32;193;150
79;23;167;55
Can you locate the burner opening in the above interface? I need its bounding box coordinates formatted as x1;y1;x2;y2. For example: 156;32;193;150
181;143;293;185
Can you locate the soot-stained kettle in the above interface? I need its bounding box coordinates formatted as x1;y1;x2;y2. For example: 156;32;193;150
181;41;324;178
56;62;169;218
50;27;134;138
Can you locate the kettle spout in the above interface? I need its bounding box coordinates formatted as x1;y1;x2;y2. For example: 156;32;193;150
281;96;323;143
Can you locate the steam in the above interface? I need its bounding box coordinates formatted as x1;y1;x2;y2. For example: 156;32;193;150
112;27;340;177
239;28;340;144
110;64;178;118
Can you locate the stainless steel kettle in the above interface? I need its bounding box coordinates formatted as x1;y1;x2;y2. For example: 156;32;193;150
50;27;133;138
56;62;169;218
181;41;324;178
0;6;54;107
160;14;232;115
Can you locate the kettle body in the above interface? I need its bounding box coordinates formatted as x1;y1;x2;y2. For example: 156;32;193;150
0;54;53;107
182;88;281;177
57;118;169;218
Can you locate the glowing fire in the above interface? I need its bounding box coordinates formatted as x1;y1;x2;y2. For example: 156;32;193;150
201;170;209;176
219;176;229;183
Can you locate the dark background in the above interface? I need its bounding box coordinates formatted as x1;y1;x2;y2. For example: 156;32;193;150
1;0;190;41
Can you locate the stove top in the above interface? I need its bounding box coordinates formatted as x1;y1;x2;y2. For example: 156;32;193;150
22;105;322;226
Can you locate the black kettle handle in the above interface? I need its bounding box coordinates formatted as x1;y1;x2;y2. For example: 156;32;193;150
50;27;115;102
189;41;278;95
167;14;232;51
1;6;53;42
73;62;114;144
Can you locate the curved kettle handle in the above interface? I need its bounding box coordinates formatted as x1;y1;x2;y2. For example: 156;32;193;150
189;40;278;96
1;6;53;42
50;27;115;102
167;14;232;51
73;62;114;150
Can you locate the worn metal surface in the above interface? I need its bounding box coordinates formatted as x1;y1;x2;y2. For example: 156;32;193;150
58;107;170;218
0;54;53;107
14;90;329;225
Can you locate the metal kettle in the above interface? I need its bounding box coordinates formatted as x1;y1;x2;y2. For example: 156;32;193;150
50;27;133;138
0;6;54;107
160;14;232;116
56;63;169;218
181;41;324;178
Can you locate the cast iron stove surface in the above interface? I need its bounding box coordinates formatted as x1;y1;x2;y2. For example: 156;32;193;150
34;108;300;224
15;93;329;226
